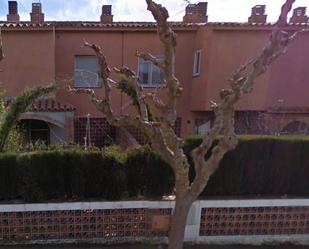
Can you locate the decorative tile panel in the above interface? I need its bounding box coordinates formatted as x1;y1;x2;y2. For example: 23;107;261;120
0;208;171;243
200;206;309;236
74;117;116;147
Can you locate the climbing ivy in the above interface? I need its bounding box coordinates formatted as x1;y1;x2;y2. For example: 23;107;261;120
117;76;156;121
0;84;57;152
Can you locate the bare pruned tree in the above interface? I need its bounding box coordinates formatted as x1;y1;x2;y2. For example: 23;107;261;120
72;0;302;248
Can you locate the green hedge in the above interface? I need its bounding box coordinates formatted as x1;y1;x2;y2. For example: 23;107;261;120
0;153;19;200
0;148;173;202
20;151;127;202
125;147;174;198
1;136;309;202
184;135;309;197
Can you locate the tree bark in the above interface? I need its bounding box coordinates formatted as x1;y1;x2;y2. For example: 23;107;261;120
168;198;192;249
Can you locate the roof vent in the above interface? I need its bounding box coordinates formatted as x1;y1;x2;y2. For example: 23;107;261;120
101;5;113;23
7;1;20;23
183;2;208;23
290;7;308;24
30;3;44;24
248;5;267;24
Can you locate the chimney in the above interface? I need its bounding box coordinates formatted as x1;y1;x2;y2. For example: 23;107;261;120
7;1;20;23
101;5;113;23
30;3;44;24
248;5;267;24
290;7;308;24
183;2;208;23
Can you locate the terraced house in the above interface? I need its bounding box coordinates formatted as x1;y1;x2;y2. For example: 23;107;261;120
1;1;309;147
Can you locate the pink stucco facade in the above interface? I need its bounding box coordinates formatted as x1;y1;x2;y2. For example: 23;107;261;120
1;1;309;146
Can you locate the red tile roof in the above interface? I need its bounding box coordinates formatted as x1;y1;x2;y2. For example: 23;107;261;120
30;98;75;112
208;22;309;29
0;21;307;31
0;21;203;29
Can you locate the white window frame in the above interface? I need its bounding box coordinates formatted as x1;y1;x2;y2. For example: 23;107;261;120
193;49;201;77
138;56;165;87
74;55;101;88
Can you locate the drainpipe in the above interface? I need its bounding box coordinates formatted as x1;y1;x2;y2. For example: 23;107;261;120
120;31;124;114
53;25;56;97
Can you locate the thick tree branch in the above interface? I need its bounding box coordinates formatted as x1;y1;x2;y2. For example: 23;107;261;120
114;66;149;121
69;87;103;109
146;91;167;111
75;41;143;128
72;40;176;163
145;0;191;193
83;41;114;115
146;0;182;126
136;51;165;69
190;0;298;200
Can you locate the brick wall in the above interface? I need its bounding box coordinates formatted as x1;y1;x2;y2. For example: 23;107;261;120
1;199;309;245
0;207;171;243
200;206;309;236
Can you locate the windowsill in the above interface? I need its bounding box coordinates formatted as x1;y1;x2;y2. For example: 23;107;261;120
73;85;102;89
142;84;167;88
192;73;200;77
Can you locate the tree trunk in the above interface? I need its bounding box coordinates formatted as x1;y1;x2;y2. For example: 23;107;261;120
168;198;192;249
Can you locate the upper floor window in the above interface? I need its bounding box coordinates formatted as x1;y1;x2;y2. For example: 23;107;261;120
193;50;201;76
74;56;101;88
138;57;164;87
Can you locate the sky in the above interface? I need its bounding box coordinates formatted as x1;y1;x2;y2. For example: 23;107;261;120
1;0;309;23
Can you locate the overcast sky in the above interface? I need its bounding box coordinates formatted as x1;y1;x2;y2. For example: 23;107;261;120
0;0;309;22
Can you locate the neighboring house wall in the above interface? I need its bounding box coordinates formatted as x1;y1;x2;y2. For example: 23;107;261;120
191;25;309;135
0;22;308;142
54;28;197;136
0;29;55;95
267;32;309;109
55;30;124;118
204;27;272;111
203;25;309;112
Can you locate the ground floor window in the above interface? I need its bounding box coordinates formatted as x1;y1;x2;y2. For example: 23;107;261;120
19;120;50;145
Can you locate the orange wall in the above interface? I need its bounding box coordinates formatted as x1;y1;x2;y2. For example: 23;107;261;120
196;26;309;111
54;29;197;135
2;24;309;136
0;30;55;95
122;30;196;133
202;27;271;111
55;31;123;117
267;32;309;109
189;27;212;111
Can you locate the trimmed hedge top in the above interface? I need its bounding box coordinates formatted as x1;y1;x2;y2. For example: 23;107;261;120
0;148;174;202
1;136;309;203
